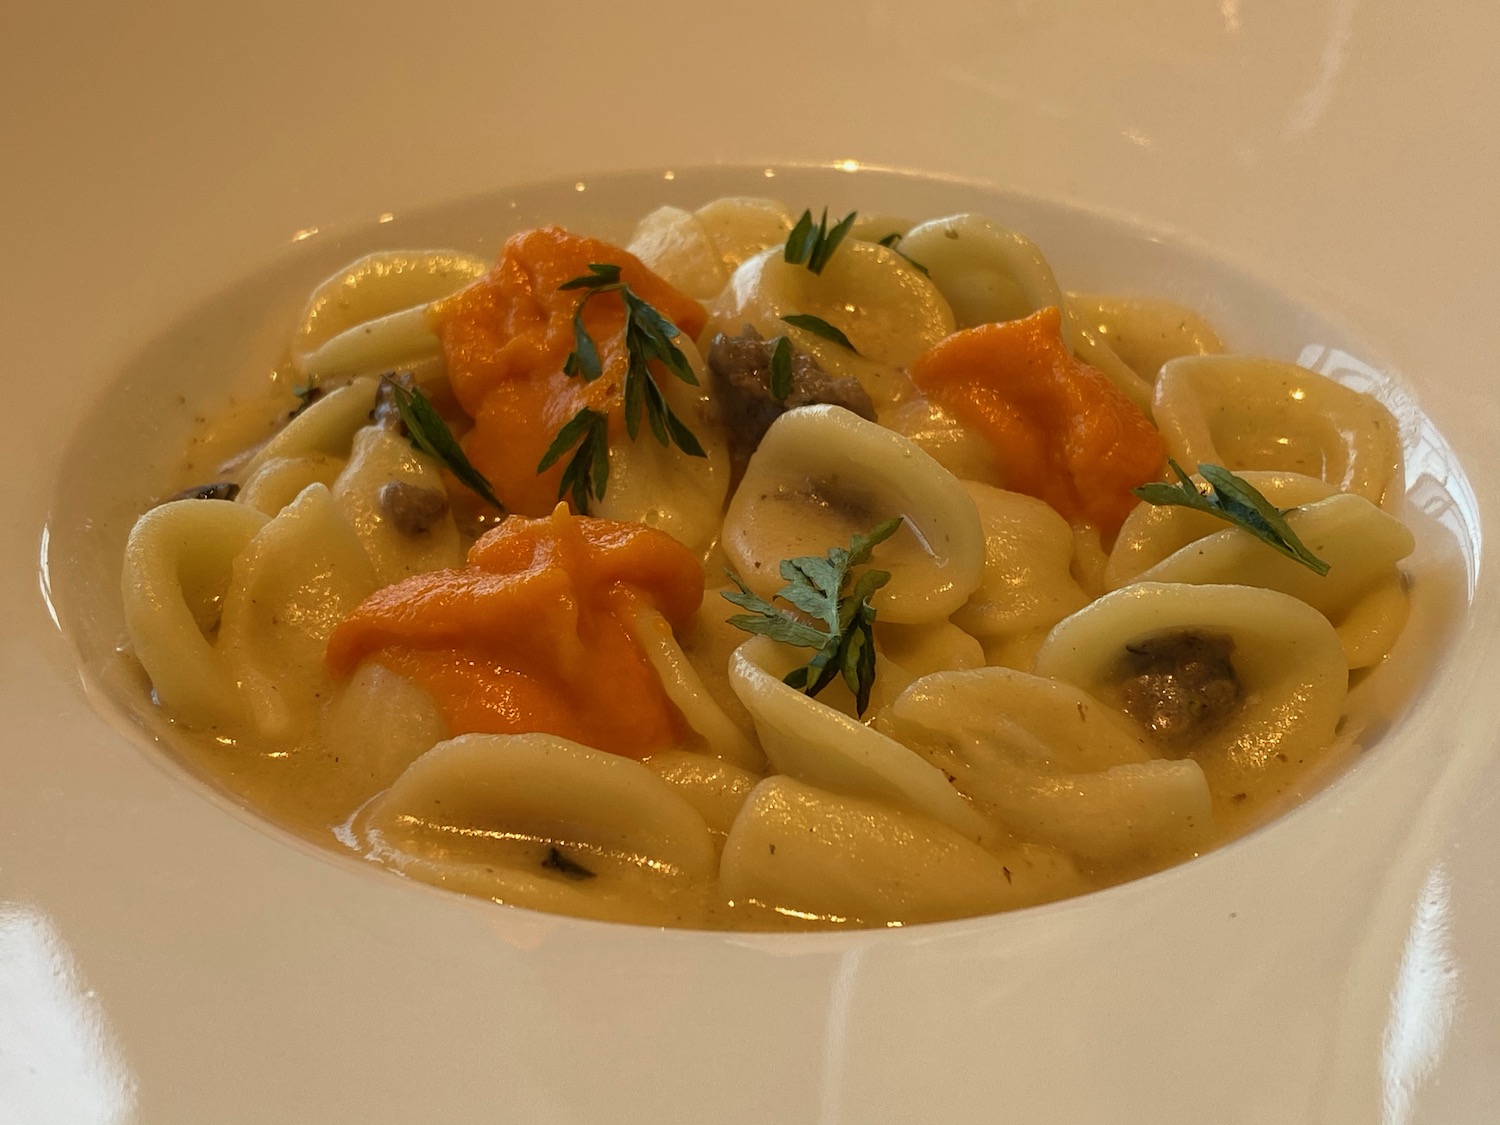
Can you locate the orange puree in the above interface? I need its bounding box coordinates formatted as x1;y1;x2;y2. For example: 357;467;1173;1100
326;507;704;759
431;226;708;515
908;307;1165;537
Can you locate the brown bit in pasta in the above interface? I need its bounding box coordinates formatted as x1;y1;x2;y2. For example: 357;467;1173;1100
1117;631;1242;750
706;325;876;481
378;480;449;535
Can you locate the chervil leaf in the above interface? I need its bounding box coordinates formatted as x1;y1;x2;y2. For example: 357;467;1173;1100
847;516;903;566
1132;460;1331;576
721;519;898;716
381;376;504;512
722;574;830;649
781;313;858;353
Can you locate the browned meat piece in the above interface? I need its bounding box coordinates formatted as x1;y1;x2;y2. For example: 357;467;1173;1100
706;325;876;479
378;480;449;535
1117;631;1243;751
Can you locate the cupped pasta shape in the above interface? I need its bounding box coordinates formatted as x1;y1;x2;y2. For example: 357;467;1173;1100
897;213;1151;412
217;483;379;738
1034;583;1348;794
1126;493;1415;668
720;776;1083;926
238;453;345;517
728;637;993;843
592;336;731;555
873;620;985;682
1153;355;1403;508
639;750;762;840
881;394;1005;487
629;604;765;771
849;214;911;245
1068;294;1225;383
721;405;985;625
876;667;1212;862
692;196;797;273
1106;469;1338;590
707;240;955;411
626;205;730;302
320;660;449;789
365;732;717;886
952;481;1091;639
121;499;269;729
330;423;464;585
241;376;380;478
291;249;489;380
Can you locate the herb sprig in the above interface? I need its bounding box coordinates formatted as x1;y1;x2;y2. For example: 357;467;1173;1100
540;263;707;512
781;313;858;353
768;335;794;401
1132;460;1330;575
381;376;505;512
876;231;930;277
723;517;902;716
785;208;857;275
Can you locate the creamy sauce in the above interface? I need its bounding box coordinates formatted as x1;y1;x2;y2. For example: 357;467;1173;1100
114;200;1417;930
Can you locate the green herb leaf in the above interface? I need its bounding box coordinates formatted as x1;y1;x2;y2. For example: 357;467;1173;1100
781;313;858;353
784;210;818;267
537;406;610;514
548;264;708;510
721;517;902;716
557;262;621;290
768;336;794;401
872;231;930;276
1132;460;1331;575
381;376;505;513
784;208;857;275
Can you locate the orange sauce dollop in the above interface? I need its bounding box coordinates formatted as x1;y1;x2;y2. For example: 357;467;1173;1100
432;226;708;515
326;508;704;759
909;306;1165;537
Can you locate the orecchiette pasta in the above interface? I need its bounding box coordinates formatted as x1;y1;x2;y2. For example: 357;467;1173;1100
1153;354;1403;508
721;405;986;626
116;193;1421;931
292;249;489;380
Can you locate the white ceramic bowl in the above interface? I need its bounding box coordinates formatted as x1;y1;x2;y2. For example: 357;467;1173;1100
5;5;1498;1123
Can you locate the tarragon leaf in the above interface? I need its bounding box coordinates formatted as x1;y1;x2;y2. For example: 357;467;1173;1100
381;376;505;513
549;263;708;510
768;335;794;401
537;405;610;514
781;313;858;353
557;262;621;290
1133;460;1331;576
784;208;857;276
873;231;930;277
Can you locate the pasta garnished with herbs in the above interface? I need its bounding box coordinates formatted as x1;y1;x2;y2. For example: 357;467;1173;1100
119;197;1413;929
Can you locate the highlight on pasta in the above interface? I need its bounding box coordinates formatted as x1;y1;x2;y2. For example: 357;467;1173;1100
117;196;1415;930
